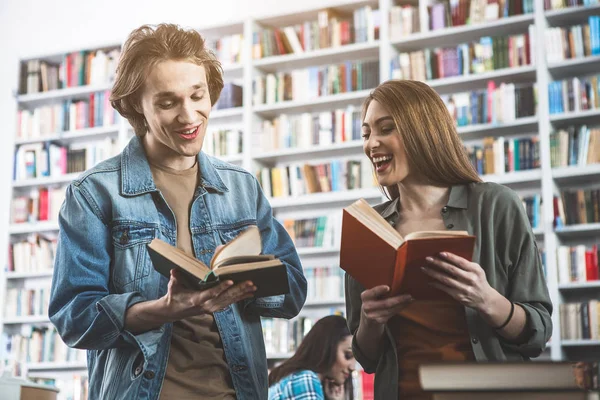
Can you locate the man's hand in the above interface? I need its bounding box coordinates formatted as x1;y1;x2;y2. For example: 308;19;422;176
164;269;257;319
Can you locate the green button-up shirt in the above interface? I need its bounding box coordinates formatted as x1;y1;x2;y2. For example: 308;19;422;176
345;182;553;400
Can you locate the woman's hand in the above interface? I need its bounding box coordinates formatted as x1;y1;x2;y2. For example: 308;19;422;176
361;285;414;325
420;252;496;312
323;379;345;400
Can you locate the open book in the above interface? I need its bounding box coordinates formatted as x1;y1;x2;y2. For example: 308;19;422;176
147;226;289;298
340;199;476;301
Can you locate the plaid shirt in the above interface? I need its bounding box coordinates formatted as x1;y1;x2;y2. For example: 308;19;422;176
268;370;324;400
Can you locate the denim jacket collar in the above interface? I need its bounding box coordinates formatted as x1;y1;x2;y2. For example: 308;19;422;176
120;136;228;196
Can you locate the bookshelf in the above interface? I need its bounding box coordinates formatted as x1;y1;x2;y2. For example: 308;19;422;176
3;0;600;397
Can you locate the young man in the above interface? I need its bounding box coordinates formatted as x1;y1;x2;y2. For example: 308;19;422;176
49;24;307;400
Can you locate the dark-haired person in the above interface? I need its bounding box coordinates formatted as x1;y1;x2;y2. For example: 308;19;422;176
48;23;307;400
268;315;355;400
344;80;552;399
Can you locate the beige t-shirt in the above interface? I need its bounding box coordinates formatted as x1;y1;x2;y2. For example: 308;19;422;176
149;160;236;400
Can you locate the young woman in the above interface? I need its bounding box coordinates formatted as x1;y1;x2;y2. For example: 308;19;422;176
345;80;552;400
268;315;356;400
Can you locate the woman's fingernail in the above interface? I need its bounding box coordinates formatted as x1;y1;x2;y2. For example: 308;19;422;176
426;257;433;262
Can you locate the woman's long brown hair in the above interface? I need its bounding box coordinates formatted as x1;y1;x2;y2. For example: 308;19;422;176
363;80;481;199
268;315;353;395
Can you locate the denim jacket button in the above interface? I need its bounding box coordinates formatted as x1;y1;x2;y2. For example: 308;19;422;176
441;206;448;214
120;231;129;245
446;224;454;229
134;366;142;376
143;370;155;379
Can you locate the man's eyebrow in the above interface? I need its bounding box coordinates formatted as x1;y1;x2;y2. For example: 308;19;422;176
362;116;393;128
153;83;208;99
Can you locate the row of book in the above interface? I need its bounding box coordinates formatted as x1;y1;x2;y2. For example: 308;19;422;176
444;82;536;127
12;187;66;225
390;30;533;82
1;326;86;366
427;0;532;32
557;244;600;284
13;139;119;181
16;91;119;140
252;6;380;59
550;125;600;167
6;234;57;274
545;17;600;63
252;60;379;106
522;194;543;230
254;106;362;152
554;190;600;226
208;34;244;65
4;287;50;318
549;75;600;115
465;136;541;175
282;214;340;249
305;267;345;302
214;82;243;110
256;158;375;199
545;0;600;10
262;316;316;355
203;129;243;158
19;48;120;95
559;301;600;341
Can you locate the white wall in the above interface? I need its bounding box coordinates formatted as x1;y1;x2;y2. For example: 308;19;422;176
0;0;351;269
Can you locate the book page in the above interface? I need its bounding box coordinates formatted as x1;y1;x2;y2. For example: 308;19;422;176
148;238;211;277
347;198;404;248
404;230;469;240
212;225;263;269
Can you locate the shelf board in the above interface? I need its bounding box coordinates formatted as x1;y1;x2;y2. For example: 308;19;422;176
12;172;80;188
26;361;87;371
481;169;542;185
304;298;345;307
457;116;538;140
427;65;536;94
268;187;382;209
555;223;600;237
550;108;600;125
211;107;243;119
296;247;340;256
8;221;60;235
5;270;53;279
253;41;379;72
253;90;372;117
17;83;113;106
533;228;544;237
547;55;600;79
14;125;120;145
561;339;600;347
392;14;534;51
266;352;294;360
3;315;50;324
559;281;600;290
552;164;600;185
253;141;363;163
545;4;600;25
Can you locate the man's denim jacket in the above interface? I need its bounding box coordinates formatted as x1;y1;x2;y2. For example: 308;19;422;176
49;136;307;400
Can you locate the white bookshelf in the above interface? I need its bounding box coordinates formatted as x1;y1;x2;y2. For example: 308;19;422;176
3;0;600;389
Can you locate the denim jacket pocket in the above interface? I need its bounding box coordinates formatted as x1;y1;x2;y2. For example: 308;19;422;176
216;220;257;244
111;223;156;292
